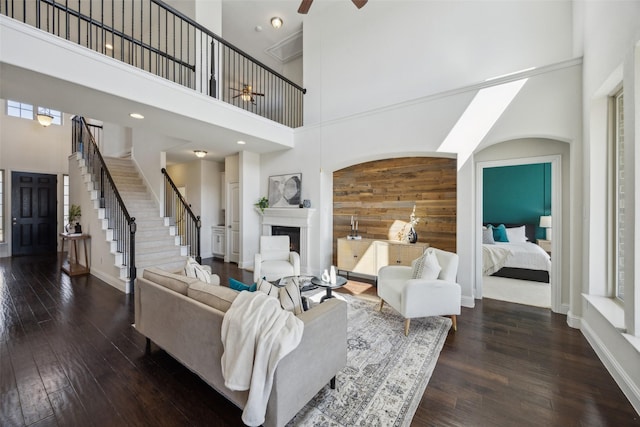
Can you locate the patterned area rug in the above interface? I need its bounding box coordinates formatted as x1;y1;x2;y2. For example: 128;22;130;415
287;294;451;426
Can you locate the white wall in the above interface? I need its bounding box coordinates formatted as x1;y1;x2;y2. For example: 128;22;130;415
578;0;640;413
0;106;72;256
239;151;261;269
303;0;573;124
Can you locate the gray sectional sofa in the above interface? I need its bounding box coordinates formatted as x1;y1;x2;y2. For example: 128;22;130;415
134;267;348;427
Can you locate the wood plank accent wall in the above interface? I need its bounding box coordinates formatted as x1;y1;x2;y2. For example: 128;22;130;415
333;157;457;263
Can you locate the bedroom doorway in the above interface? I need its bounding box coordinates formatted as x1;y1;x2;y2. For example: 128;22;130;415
475;153;563;313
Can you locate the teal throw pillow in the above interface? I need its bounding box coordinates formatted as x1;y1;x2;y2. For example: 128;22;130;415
229;278;257;292
492;224;509;242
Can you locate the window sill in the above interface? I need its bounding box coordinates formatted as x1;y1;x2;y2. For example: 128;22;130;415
583;294;626;332
583;294;640;355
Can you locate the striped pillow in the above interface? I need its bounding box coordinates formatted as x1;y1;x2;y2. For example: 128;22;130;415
256;277;303;314
256;277;279;298
279;280;303;315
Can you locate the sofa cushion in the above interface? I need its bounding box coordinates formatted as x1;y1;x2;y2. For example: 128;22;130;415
143;266;199;295
188;282;239;312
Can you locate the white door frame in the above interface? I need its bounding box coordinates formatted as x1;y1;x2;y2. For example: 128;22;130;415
475;154;563;313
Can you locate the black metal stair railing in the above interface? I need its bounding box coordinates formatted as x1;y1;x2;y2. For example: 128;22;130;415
72;116;137;284
1;0;306;127
161;168;201;263
161;168;202;263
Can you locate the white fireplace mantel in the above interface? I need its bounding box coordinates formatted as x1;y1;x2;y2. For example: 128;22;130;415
258;208;316;274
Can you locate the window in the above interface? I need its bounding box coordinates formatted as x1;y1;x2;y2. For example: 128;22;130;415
6;100;62;125
7;100;33;119
0;170;4;242
612;89;625;300
63;174;69;230
37;107;63;126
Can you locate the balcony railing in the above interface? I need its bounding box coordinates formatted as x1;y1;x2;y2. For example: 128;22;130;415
1;0;305;127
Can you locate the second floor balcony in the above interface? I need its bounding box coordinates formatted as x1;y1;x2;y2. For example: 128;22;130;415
1;0;305;128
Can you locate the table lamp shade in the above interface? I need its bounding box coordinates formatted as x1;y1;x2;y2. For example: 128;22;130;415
539;216;552;240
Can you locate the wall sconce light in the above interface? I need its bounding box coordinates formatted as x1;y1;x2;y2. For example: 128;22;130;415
271;17;283;29
194;150;207;158
37;111;53;127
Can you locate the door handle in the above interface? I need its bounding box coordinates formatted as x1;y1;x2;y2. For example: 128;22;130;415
12;217;17;225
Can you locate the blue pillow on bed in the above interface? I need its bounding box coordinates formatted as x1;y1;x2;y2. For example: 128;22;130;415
492;224;509;242
229;278;257;292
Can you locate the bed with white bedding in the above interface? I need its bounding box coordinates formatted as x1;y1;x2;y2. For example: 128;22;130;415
483;223;551;283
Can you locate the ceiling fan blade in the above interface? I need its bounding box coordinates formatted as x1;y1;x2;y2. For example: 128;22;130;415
252;92;265;97
230;88;242;92
298;0;313;14
232;94;242;99
352;0;367;9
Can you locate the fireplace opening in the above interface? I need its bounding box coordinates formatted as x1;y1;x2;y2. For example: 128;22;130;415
271;226;300;254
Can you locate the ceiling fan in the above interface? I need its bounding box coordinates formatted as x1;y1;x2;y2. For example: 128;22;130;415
231;84;264;105
298;0;367;14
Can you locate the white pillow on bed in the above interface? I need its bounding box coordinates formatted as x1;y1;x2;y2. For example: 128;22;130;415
506;226;528;243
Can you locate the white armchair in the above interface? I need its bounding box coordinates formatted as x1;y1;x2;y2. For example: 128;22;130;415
377;248;461;336
253;235;300;282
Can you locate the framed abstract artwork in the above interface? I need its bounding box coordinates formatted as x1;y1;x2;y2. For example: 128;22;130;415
268;173;302;208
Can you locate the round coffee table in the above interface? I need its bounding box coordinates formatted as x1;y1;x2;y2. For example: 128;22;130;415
311;276;347;302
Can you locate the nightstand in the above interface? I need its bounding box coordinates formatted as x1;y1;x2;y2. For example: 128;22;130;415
537;239;551;254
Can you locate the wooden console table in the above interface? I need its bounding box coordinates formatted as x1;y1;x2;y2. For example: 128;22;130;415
59;233;90;276
337;238;429;277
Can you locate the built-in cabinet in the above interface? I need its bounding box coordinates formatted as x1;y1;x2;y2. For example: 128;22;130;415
337;238;429;277
212;226;225;258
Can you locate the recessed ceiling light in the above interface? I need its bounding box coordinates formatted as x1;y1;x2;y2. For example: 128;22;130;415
271;17;283;29
105;43;113;50
129;113;144;119
255;25;263;32
237;140;246;145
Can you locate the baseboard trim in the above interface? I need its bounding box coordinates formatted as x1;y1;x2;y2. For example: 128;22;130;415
90;269;128;293
566;309;581;329
461;295;475;308
581;319;640;415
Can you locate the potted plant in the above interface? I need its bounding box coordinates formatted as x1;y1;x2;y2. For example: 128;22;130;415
67;204;82;233
255;196;269;213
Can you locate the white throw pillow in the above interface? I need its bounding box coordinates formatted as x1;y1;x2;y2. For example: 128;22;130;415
184;256;199;278
411;252;427;279
411;249;441;280
193;263;215;284
420;250;442;280
256;277;279;298
506;225;528;243
279;280;303;315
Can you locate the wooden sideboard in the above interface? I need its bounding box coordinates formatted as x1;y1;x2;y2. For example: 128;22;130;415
337;238;429;277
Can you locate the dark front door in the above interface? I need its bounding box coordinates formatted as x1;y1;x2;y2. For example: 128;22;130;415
11;171;58;256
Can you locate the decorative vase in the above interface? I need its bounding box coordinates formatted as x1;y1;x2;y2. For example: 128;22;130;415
408;227;418;244
330;266;337;285
74;223;82;234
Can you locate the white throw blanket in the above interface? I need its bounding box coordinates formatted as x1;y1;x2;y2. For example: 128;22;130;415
482;245;513;275
221;291;304;426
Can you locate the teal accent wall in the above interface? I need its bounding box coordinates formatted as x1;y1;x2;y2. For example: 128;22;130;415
483;163;551;239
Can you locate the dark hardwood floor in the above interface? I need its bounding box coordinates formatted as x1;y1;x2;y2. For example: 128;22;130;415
1;254;638;426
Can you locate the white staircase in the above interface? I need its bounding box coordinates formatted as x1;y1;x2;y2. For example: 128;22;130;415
78;155;188;290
